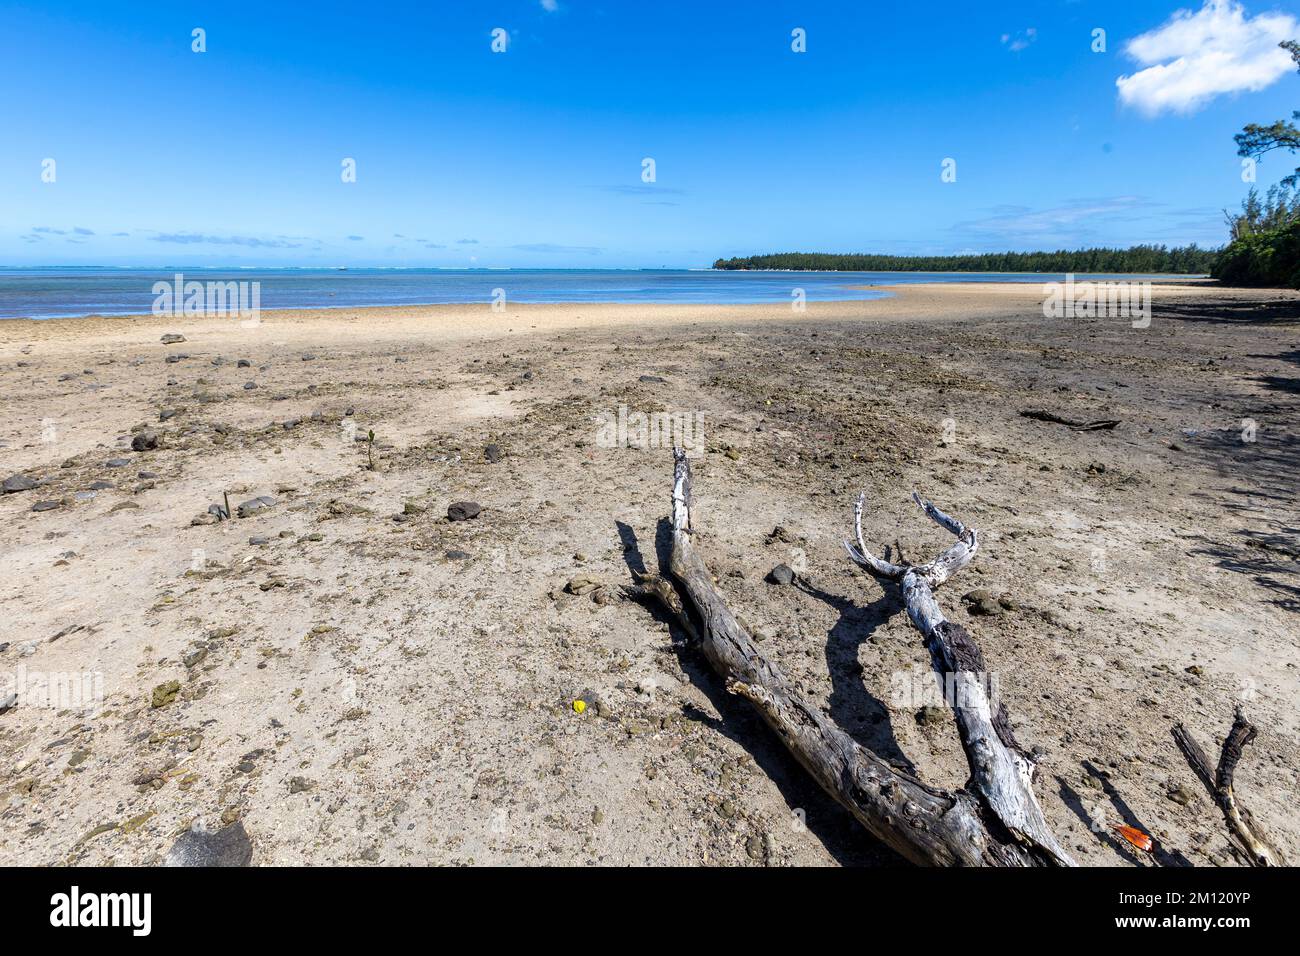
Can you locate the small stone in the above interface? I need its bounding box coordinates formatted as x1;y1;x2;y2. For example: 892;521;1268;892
916;705;947;727
2;474;38;494
446;550;472;561
484;444;503;463
182;646;208;668
447;501;482;522
767;564;795;586
105;458;131;468
236;495;276;518
746;834;765;860
163;820;253;867
591;808;604;825
31;500;60;513
248;535;270;546
288;776;316;794
161;333;186;344
132;429;160;452
1185;664;1204;676
243;381;258;390
1168;784;1196;806
151;680;181;709
962;589;1003;616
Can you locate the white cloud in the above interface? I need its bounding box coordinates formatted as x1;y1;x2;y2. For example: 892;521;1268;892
1001;28;1037;52
540;0;558;11
1116;0;1298;115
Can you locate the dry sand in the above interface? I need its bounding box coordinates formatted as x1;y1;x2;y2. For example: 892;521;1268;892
1;281;1297;866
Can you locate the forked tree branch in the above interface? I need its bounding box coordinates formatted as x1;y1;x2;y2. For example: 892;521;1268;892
1172;711;1284;867
626;449;1072;866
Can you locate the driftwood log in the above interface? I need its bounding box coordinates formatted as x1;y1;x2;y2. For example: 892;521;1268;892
1172;711;1283;867
627;449;1073;866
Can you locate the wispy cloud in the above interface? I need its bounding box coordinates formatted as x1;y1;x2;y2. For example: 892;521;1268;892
512;242;602;255
1117;0;1298;115
951;197;1162;245
456;238;479;244
147;232;305;248
1000;28;1037;52
540;0;558;11
346;235;364;241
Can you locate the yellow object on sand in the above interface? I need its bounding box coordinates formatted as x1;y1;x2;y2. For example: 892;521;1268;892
573;699;586;714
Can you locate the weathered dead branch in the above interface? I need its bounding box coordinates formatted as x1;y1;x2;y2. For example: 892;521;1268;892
625;448;1073;866
1172;710;1284;867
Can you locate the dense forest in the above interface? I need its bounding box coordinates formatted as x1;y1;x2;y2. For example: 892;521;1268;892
712;245;1217;274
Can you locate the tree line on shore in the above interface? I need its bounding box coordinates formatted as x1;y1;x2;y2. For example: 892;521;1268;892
712;246;1215;274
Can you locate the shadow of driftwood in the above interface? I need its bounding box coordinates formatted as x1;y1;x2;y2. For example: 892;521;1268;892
615;518;903;866
795;577;918;774
1057;762;1193;867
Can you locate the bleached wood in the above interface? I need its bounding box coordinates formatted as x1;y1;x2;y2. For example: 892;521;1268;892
846;489;1074;866
627;449;1067;866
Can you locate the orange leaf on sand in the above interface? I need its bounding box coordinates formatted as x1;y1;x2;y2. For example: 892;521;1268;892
1112;824;1153;853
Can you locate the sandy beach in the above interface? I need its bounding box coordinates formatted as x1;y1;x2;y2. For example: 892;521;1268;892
1;281;1298;866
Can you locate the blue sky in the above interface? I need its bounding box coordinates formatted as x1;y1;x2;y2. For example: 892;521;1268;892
2;0;1299;267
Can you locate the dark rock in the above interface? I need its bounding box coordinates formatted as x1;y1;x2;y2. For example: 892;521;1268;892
446;550;472;561
138;471;158;480
243;381;258;390
767;564;795;586
2;474;38;494
160;333;186;344
165;353;189;364
484;444;503;463
163;820;253;867
639;374;668;384
105;458;131;468
159;407;181;422
248;535;270;546
237;359;251;368
132;429;160;452
447;501;482;522
962;589;1003;616
236;495;276;518
31;500;60;512
87;481;113;490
